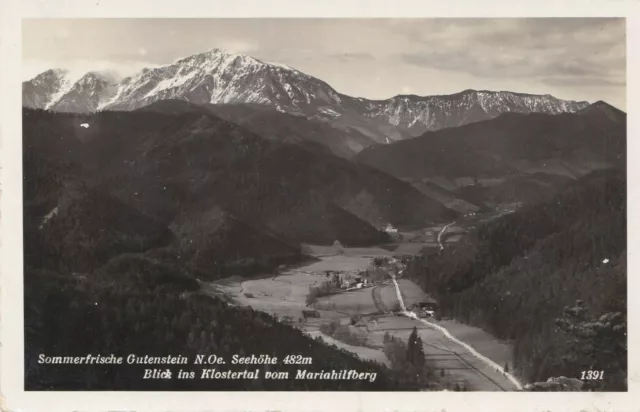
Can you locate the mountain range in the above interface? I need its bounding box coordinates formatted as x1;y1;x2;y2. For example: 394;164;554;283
356;101;626;208
23;48;590;148
22;47;625;217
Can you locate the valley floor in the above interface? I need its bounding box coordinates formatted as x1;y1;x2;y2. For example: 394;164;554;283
206;238;519;391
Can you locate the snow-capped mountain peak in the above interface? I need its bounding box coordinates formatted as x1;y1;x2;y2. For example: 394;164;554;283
23;48;592;143
97;48;336;113
22;69;118;112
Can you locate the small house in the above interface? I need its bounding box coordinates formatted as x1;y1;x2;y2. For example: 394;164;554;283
384;223;398;234
412;299;440;318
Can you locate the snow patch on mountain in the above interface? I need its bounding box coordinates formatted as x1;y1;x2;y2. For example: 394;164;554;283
268;61;297;71
44;69;87;109
143;69;198;99
24;49;593;142
318;107;341;118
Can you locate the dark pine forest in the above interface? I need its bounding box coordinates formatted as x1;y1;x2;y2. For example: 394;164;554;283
408;169;627;390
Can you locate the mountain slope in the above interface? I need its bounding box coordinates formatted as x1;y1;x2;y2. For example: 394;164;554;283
350;89;589;136
356;105;625;178
24;156;303;287
206;103;379;158
22;69;73;109
24;215;400;390
22;120;417;393
138;100;378;158
455;173;575;208
408;168;626;389
22;69;116;111
102;50;345;113
48;72;118;112
23;49;590;144
355;104;625;207
25;183;174;273
23;108;455;248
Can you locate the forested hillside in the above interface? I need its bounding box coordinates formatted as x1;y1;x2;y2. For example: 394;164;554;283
408;169;627;390
138;99;346;154
24;188;441;390
22;162;426;390
24;108;455;247
23;107;446;390
356;104;625;208
24;253;410;390
356;105;625;179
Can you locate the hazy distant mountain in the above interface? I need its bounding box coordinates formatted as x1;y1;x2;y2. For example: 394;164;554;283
358;89;590;136
48;72;118;112
22;69;117;111
576;100;626;123
355;102;626;207
22;69;70;109
23;48;590;145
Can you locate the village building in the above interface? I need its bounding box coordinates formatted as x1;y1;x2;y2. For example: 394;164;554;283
384;223;398;233
409;298;440;318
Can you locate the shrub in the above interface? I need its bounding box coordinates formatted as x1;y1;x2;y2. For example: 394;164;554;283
305;280;337;306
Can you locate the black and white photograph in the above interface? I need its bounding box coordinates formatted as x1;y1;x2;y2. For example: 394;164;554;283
16;16;628;394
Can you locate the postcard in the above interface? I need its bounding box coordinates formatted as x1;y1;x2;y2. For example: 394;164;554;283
1;1;638;411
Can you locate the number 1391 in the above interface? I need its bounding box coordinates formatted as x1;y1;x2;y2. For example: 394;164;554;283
581;370;604;380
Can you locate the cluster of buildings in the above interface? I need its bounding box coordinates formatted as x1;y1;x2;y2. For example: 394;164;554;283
341;276;369;289
323;270;371;290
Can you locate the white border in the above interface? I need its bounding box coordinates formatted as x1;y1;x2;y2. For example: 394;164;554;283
1;1;638;411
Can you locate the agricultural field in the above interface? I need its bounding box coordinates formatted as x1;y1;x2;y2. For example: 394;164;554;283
314;287;381;315
208;242;517;391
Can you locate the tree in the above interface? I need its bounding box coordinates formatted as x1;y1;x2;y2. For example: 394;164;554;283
555;300;627;389
407;327;425;367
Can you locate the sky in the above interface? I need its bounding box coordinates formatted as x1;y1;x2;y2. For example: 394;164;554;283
22;18;626;109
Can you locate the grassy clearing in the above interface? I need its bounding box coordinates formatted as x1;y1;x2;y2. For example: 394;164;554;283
395;279;431;307
306;330;390;366
438;318;514;370
319;319;369;347
314;287;380;314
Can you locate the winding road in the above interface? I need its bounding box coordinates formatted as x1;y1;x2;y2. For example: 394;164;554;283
437;221;456;250
390;231;524;390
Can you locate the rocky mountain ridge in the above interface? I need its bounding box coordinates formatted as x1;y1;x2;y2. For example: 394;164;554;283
23;48;591;143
